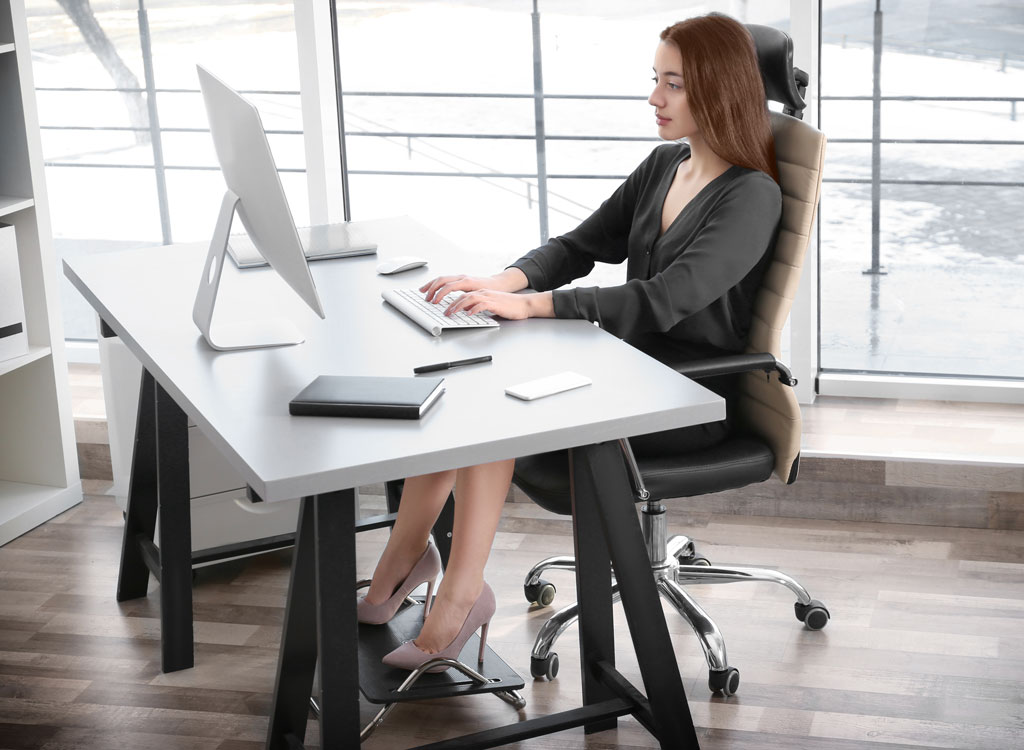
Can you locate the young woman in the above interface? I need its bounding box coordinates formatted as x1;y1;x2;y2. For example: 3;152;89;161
360;12;783;673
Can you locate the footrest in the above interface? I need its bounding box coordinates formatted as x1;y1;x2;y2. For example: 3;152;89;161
358;598;524;704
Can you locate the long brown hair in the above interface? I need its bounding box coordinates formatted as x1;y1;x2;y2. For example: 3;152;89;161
660;13;778;184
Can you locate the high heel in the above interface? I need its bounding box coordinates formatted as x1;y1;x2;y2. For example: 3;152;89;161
357;541;442;625
381;582;495;673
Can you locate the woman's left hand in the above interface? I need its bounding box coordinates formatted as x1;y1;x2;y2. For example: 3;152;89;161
444;290;554;320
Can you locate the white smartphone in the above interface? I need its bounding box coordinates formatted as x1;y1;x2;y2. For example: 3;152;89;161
505;371;592;401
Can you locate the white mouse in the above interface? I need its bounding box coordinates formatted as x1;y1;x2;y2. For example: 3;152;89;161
376;256;428;275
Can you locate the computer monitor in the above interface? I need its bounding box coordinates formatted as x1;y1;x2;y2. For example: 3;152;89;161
193;65;325;351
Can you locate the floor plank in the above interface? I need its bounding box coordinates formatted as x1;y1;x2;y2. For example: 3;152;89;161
1;488;1023;749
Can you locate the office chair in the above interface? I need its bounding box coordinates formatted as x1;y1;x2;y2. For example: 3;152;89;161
512;23;828;697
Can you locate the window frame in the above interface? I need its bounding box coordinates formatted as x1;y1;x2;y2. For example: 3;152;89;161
65;0;1024;407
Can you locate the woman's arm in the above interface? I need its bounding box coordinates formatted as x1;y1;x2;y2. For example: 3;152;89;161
421;146;669;322
555;171;781;340
444;288;554;320
510;149;667;292
421;267;529;301
419;268;554;321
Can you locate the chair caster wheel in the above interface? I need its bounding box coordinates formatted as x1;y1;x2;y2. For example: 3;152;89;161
675;548;711;566
708;667;740;696
530;653;559;680
524;580;556;607
795;599;830;630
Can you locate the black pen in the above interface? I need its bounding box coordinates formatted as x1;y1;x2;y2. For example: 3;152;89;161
414;355;492;374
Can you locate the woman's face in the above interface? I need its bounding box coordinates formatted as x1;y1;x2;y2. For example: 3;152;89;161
649;41;699;141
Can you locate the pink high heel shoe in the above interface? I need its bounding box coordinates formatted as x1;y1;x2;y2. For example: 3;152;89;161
381;582;495;673
357;541;441;625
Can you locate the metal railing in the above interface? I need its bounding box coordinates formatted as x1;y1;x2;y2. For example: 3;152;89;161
819;92;1024;274
35;0;1024;269
37;85;664;240
38;86;1023;257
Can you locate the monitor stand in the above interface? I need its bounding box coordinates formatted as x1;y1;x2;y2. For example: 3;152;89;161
193;190;305;351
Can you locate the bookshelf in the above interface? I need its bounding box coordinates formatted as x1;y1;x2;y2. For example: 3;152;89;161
0;0;82;545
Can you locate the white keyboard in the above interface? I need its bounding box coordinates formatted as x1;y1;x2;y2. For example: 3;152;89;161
382;288;500;336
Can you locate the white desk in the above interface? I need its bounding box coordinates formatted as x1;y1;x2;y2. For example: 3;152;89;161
64;216;723;749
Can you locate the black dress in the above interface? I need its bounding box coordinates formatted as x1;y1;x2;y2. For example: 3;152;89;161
510;142;782;457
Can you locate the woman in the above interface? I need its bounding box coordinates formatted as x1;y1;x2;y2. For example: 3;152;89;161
360;12;783;672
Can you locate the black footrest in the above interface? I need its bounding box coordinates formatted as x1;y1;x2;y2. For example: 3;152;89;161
358;598;524;704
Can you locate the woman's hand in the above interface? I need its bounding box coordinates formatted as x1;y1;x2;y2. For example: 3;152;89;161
443;290;554;320
420;268;529;304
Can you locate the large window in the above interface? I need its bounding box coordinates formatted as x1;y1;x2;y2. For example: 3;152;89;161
818;0;1024;380
334;0;791;288
33;0;794;347
39;1;1022;398
27;0;304;342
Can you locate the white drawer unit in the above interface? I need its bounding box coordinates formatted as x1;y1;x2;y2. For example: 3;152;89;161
99;327;299;562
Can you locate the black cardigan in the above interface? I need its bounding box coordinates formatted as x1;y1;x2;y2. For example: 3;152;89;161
510;142;782;371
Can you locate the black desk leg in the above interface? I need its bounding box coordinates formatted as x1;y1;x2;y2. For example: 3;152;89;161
268;497;318;749
568;447;617;734
267;492;359;750
115;370;194;673
574;442;701;750
155;380;193;673
315;489;359;746
117;369;158;602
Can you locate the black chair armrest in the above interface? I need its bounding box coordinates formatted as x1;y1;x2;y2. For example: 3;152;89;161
670;353;798;387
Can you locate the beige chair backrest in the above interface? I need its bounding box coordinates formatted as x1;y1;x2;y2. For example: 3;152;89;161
737;111;826;483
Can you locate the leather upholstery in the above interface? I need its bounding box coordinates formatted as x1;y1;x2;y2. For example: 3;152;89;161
740;112;826;483
746;23;807;113
514;438;775;516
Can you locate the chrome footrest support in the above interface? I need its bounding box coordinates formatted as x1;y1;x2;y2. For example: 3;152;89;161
311;656;527;743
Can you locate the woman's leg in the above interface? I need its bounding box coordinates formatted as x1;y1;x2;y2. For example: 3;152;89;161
363;469;457;605
414;458;515;653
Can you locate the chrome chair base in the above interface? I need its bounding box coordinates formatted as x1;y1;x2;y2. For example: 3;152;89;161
523;502;829;695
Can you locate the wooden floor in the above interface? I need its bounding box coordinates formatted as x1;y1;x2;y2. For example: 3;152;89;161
2;480;1023;749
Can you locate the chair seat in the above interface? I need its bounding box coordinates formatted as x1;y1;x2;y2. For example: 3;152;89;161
637;438;776;500
513;437;776;515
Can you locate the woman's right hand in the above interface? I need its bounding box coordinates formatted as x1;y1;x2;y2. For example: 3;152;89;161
420;268;528;304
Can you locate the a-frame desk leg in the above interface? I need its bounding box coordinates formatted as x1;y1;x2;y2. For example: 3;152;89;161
267;491;359;749
115;368;194;673
571;441;701;749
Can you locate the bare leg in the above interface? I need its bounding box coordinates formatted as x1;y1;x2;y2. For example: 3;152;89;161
414;458;514;653
363;470;456;605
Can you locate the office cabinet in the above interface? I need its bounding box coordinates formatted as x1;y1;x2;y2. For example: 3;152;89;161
0;0;82;546
0;222;29;361
99;334;301;559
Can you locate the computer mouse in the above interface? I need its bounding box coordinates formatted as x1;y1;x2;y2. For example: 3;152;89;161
376;256;429;275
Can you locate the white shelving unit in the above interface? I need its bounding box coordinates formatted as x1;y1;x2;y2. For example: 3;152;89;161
0;0;81;546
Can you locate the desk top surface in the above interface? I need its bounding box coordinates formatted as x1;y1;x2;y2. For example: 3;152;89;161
64;216;723;501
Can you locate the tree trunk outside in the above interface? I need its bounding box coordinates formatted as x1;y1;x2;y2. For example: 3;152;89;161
56;0;150;145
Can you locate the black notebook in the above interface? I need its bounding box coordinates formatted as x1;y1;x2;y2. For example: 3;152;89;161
289;375;445;419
